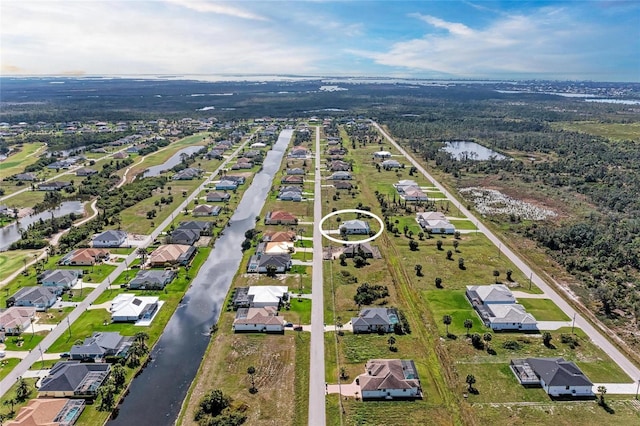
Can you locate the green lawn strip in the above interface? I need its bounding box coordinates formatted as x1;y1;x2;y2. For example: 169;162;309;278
291;252;311;261
0;358;22;380
448;219;478;230
0;190;45;209
36;307;74;325
0;377;38;416
518;298;571;321
287;297;311;325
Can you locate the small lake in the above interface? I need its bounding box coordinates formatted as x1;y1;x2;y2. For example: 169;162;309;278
142;146;205;177
442;141;506;161
0;201;85;251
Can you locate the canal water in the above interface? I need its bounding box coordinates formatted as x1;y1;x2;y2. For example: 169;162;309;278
0;201;85;251
142;146;206;177
108;129;293;425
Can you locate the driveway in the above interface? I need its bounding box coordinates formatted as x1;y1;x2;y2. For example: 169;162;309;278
327;380;360;397
536;321;576;330
592;382;640;394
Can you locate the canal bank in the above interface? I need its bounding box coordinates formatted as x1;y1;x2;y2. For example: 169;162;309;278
108;129;293;426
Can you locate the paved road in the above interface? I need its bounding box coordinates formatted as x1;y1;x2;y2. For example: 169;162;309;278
308;126;326;425
372;121;640;386
0;131;257;397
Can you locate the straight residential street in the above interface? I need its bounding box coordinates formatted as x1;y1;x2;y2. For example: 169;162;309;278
0;132;257;397
371;121;640;386
308;125;326;425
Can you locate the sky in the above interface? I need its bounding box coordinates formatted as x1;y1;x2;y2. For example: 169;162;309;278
1;0;639;82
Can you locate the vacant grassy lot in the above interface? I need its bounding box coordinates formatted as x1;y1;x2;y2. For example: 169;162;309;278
0;249;40;280
1;189;46;209
425;290;486;336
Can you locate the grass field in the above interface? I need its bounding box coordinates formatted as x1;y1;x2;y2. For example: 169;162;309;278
518;298;571;321
551;121;640;142
0;143;45;179
0;358;22;380
0;249;40;281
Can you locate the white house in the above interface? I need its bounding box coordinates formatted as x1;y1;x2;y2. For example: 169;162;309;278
373;151;392;159
486;304;538;331
511;358;593;397
247;286;288;308
416;212;455;234
466;284;516;305
357;359;422;400
110;294;159;322
232;306;285;333
340;219;370;235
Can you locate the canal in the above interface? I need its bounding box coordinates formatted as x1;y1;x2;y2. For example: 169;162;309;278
108;129;293;425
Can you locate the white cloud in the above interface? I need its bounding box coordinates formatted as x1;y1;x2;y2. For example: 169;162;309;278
163;0;269;21
353;9;596;78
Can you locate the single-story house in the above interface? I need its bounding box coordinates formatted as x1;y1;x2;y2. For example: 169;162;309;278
264;211;298;225
381;159;401;169
328;171;352;180
262;230;297;243
112;152;128;159
394;180;419;194
14;172;38;181
416;212;455;234
38;269;81;294
176;220;214;235
484;304;538;331
232;286;289;308
286;168;305;175
403;188;428;202
334;181;353;190
76;167;97;176
224;175;246;184
70;332;132;361
206;191;231;202
38;361;111;398
192;204;221;217
38;181;72;191
59;248;110;266
510;358;594;397
7;287;57;311
327;147;346;156
110;294;160;322
232;160;253;170
278;190;302;202
92;230;127;248
233;306;285;333
10;399;85;426
357;359;422;400
129;269;176;290
352;308;399;334
281;175;304;185
168;228;200;245
256;241;295;255
466;284;517;305
373;151;392;159
215;180;238;191
206;149;224;160
247;254;292;274
251;142;267;148
172;167;202;180
0;306;36;335
329;160;351;172
340;219;371;235
288;147;310;158
148;244;196;267
343;242;375;258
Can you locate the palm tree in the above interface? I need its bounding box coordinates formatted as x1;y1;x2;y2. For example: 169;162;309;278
465;374;476;393
443;315;452;335
247;366;257;393
387;335;396;351
463;319;473;337
483;333;493;352
597;385;607;405
2;398;15;416
134;331;149;353
137;247;148;266
435;277;443;288
493;270;500;283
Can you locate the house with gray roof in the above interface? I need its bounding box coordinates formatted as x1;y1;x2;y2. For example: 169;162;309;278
340;219;371;235
510;358;593;397
328;171;352;180
38;361;111;398
381;159;402;169
38;181;72;191
70;332;132;361
38;269;81;295
129;270;176;290
92;230;127;248
206;191;231;202
247;254;292;274
169;228;200;245
352;308;399;334
215;179;238;191
7;287;57;311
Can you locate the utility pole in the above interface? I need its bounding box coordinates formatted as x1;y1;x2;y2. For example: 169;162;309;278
66;316;72;340
571;313;576;334
529;272;533;291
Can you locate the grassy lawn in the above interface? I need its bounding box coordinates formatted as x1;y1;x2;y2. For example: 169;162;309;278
0;358;22;380
0;249;40;279
0;377;38;418
0;143;45;179
287;296;312;325
3;333;46;351
518;298;571;321
0;189;46;209
551;121;640;142
425;290;487;336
